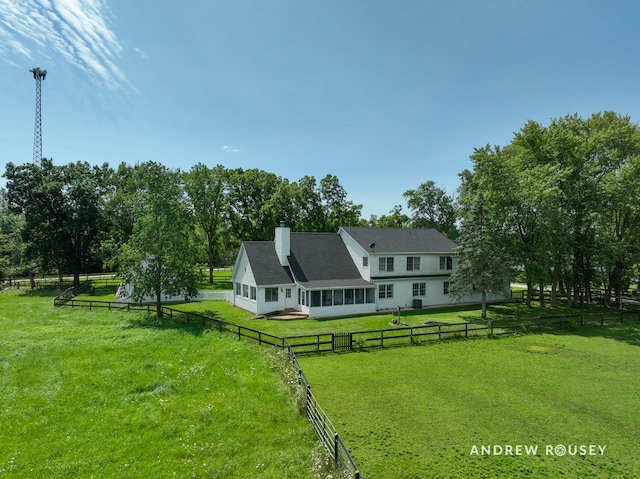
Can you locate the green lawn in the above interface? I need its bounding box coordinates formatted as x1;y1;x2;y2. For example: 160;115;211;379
0;289;316;478
171;298;618;338
299;326;640;478
79;282;617;339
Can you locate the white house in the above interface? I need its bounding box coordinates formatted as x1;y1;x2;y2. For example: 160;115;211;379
230;224;509;319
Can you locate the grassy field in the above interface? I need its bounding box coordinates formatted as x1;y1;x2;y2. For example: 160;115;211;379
299;326;640;478
78;281;619;339
0;289;317;478
160;298;620;339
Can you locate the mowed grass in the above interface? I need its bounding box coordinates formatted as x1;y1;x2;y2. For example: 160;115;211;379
0;290;316;478
299;326;640;478
172;299;617;338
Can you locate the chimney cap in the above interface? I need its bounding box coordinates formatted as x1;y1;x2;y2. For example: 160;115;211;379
280;221;286;228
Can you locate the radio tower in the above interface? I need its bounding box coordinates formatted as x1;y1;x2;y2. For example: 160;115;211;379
30;67;47;163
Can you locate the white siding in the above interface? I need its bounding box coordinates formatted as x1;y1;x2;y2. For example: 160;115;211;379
339;229;371;280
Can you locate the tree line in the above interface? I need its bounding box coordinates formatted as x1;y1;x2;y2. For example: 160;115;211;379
0;160;454;288
2;110;638;311
452;111;640;311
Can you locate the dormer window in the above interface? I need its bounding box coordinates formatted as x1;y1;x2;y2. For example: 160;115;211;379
363;257;368;267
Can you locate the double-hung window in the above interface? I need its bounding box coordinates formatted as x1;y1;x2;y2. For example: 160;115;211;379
407;257;420;271
378;284;394;299
379;257;394;272
440;256;453;270
413;282;426;296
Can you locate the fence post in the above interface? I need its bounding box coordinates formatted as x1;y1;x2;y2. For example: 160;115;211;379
438;324;441;340
334;433;340;467
306;384;312;416
465;322;468;337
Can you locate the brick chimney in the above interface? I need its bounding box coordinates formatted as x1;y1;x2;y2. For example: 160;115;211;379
274;222;290;266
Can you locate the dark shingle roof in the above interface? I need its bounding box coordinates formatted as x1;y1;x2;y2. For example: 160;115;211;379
288;232;371;289
243;242;293;286
341;226;457;254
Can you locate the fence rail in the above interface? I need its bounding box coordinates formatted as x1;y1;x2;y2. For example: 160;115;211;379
53;285;363;478
54;283;640;479
283;340;361;478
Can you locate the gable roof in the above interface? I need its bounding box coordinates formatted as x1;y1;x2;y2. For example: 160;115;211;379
242;242;293;286
340;226;457;254
288;232;372;289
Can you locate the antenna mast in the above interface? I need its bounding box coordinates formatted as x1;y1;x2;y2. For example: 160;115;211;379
30;67;47;163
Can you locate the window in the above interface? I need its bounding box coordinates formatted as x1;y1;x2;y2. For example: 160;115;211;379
265;287;278;302
366;288;375;303
310;291;321;307
355;288;365;304
333;289;344;306
322;290;333;306
250;286;256;301
407;257;420;271
345;289;354;304
413;282;426;296
379;284;393;299
298;289;309;306
443;281;450;295
242;284;249;298
379;257;394;272
235;282;241;296
285;288;291;299
440;256;453;270
363;257;368;267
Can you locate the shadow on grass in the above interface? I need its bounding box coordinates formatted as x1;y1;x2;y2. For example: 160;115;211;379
21;288;60;298
548;321;640;347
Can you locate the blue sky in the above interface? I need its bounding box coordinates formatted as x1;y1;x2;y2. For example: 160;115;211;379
1;0;640;219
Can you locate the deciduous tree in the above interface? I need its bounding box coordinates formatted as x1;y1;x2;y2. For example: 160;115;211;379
184;163;228;283
403;181;458;238
120;162;199;317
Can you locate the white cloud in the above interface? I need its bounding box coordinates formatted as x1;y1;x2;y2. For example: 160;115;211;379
221;145;239;153
134;47;148;60
0;0;134;91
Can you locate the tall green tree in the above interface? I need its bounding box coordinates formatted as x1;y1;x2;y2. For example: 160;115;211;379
120;162;199;317
184;163;228;283
100;162;137;271
464;111;640;308
226;168;282;241
3;159;105;286
373;205;411;228
450;193;512;320
319;174;362;231
0;188;24;281
403;181;458;238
